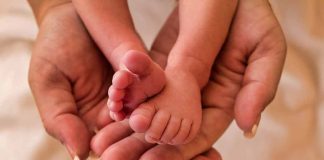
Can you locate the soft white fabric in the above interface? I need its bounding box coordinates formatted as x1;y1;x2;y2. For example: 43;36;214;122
0;0;322;159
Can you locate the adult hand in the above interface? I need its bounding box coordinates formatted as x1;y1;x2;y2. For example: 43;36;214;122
28;2;116;158
211;0;286;136
92;7;231;160
28;1;222;160
94;0;286;159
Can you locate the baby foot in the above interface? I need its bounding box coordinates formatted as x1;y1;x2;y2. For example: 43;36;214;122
107;50;166;121
129;70;202;145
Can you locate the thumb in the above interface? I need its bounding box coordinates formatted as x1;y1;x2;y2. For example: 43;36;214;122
50;114;91;159
29;59;91;159
234;36;286;138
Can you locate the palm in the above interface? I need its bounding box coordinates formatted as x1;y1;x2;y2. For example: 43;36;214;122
29;5;114;157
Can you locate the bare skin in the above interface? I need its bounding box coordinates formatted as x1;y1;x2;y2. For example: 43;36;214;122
95;0;286;159
28;1;227;159
28;3;113;158
28;0;286;159
72;0;237;145
72;0;166;121
128;0;238;145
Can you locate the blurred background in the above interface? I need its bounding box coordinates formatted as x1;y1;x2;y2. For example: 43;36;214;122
0;0;323;159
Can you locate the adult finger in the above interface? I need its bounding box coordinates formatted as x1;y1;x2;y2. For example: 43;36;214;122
100;133;154;160
90;120;133;156
192;148;222;160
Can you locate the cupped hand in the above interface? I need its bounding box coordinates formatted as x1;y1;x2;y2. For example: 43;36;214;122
28;0;286;159
28;2;221;160
28;3;116;158
210;0;287;136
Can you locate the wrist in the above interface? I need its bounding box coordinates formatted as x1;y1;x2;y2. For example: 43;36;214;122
28;0;71;25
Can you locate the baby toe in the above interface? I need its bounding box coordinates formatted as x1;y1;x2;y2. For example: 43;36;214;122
114;112;126;121
159;116;181;144
112;70;134;89
108;86;125;101
145;110;171;144
170;118;192;145
129;103;156;133
108;100;123;112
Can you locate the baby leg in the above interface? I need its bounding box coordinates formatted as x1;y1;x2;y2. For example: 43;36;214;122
73;0;166;120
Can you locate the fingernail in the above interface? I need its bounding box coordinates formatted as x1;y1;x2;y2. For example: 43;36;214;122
66;144;76;158
244;124;258;139
93;127;99;134
119;64;126;70
157;141;164;145
109;112;115;120
88;151;99;159
74;156;80;160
